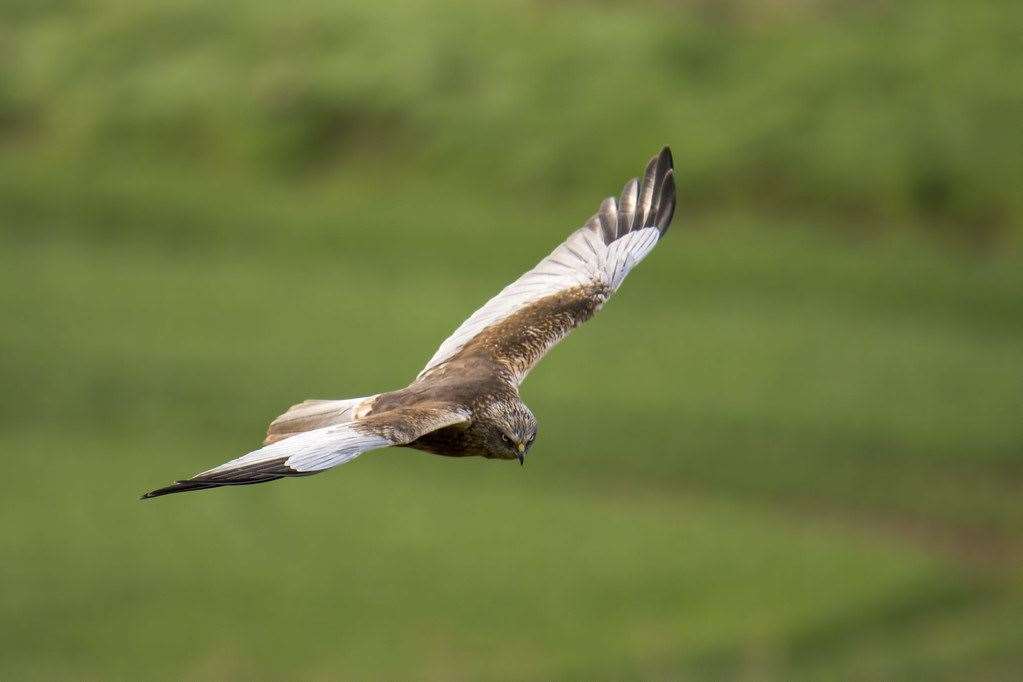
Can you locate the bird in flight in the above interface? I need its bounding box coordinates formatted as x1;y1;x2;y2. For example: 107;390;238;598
143;147;676;498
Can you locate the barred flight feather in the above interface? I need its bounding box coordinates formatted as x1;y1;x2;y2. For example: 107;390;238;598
418;147;675;379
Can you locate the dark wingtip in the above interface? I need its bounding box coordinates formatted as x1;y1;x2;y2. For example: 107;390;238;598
140;479;223;500
140;457;300;500
645;146;676;235
139;478;236;498
656;168;676;235
588;146;677;243
659;146;674;170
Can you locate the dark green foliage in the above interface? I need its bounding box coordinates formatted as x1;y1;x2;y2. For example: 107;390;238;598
4;0;1023;243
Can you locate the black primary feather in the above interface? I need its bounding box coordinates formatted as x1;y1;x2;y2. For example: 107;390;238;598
589;146;675;245
141;457;310;499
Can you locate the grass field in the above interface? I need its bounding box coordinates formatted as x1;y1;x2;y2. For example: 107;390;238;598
3;167;1021;679
2;1;1022;679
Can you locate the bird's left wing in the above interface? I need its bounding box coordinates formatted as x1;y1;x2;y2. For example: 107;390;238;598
418;147;676;384
142;403;469;498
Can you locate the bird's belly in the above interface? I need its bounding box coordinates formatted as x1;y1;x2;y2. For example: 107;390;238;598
405;425;485;458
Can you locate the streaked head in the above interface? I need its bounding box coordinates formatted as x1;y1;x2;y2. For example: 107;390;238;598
485;399;537;464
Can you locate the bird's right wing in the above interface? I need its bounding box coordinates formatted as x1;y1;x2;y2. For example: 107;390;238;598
417;147;675;384
142;403;469;498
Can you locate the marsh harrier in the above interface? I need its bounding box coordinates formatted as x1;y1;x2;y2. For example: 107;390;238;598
143;147;676;498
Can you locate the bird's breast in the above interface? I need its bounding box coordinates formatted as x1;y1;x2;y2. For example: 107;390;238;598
405;422;487;458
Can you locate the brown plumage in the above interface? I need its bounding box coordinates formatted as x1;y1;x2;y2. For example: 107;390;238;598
142;147;676;499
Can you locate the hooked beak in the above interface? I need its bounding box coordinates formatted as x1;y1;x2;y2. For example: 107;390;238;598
516;442;525;466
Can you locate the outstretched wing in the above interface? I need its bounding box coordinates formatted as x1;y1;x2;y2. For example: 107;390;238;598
142;403;469;498
418;147;675;384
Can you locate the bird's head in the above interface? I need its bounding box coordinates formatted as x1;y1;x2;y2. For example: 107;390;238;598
486;399;537;465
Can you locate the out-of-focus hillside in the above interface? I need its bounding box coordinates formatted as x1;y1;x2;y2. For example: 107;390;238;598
3;0;1022;244
2;1;1021;680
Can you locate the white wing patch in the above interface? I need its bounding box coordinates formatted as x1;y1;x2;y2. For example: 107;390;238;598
201;423;392;475
604;227;660;290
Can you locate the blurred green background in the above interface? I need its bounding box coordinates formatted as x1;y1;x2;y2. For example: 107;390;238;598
2;0;1022;679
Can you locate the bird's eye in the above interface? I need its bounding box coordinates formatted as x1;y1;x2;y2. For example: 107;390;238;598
501;434;514;446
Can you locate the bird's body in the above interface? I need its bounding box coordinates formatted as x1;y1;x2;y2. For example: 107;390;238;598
144;147;676;498
362;358;530;460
